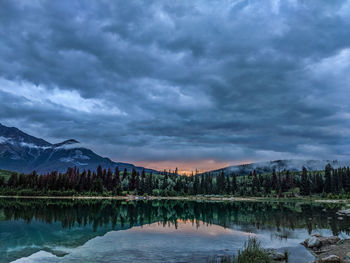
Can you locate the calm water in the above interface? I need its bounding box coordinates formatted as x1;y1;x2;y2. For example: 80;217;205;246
0;199;350;263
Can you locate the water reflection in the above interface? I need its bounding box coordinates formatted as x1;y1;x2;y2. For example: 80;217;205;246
0;199;349;263
11;220;312;263
1;199;349;234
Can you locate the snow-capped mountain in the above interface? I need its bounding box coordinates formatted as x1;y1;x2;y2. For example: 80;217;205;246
209;159;350;175
0;123;157;174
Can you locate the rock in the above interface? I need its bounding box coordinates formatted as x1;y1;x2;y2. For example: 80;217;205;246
319;236;340;246
265;249;286;261
336;208;350;216
304;235;340;248
346;252;350;261
308;236;322;248
320;255;341;263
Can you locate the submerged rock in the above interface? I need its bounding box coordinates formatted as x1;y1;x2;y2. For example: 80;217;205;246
346;251;350;261
319;255;340;263
265;249;286;261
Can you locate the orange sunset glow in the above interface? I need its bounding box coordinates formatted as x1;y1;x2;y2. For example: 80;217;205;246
133;160;253;175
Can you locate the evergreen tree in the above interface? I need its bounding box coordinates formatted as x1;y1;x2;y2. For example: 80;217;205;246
332;169;339;194
217;171;225;194
300;167;310;196
252;172;259;195
225;175;231;194
106;168;113;191
324;164;332;193
264;175;271;195
193;174;200;195
139;169;146;194
231;173;237;195
146;172;153;194
129;169;137;191
271;169;277;191
315;173;323;193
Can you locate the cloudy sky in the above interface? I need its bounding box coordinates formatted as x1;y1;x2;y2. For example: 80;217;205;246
1;0;350;173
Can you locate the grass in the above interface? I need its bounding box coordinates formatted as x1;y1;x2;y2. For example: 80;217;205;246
237;238;273;263
207;238;275;263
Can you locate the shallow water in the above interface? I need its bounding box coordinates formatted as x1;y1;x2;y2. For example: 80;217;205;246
1;199;349;263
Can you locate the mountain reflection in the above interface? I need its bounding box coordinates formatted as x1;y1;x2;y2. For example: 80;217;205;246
130;219;254;237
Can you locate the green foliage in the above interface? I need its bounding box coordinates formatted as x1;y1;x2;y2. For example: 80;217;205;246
237;238;272;263
0;169;14;182
152;189;161;196
207;238;272;263
0;164;349;199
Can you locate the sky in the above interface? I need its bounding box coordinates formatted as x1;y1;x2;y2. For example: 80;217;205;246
0;0;350;173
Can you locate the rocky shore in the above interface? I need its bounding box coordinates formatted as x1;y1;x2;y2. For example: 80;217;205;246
304;234;350;263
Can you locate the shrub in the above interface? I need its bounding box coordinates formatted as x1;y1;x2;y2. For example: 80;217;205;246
237;238;272;263
207;238;272;263
152;189;161;196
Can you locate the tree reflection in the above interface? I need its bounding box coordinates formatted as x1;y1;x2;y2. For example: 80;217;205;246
0;199;349;235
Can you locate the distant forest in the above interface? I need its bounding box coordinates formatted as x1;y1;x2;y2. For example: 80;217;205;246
0;164;349;198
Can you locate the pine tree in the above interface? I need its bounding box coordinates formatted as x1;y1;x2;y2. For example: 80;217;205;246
193;174;200;195
231;173;237;195
271;169;278;191
263;176;271;195
139;169;146;194
285;170;294;190
345;167;350;191
8;173;18;188
97;165;103;179
122;168;128;181
300;167;310;196
217;171;225;194
112;167;121;195
129;169;137;191
315;173;323;193
106;168;113;191
331;169;339;194
324;164;332;193
146;172;153;194
252;172;259;195
225;175;231;194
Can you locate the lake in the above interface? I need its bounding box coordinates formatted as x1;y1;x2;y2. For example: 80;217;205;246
0;198;349;263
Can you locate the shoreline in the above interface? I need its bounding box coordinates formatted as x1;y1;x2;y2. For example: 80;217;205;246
0;195;263;201
304;235;350;262
0;195;349;203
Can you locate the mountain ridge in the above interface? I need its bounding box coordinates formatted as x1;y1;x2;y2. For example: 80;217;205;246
208;159;350;175
0;123;157;174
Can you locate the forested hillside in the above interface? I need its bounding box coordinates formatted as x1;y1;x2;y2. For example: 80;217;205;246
1;164;349;198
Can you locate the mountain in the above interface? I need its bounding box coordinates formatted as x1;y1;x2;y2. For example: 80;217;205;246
0;123;157;174
209;159;350;175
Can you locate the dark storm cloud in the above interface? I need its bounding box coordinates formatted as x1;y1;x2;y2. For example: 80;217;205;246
1;0;350;165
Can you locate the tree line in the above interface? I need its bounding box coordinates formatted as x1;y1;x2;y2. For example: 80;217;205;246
1;164;350;197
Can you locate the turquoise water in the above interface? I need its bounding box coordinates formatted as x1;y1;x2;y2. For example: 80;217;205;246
0;199;349;263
